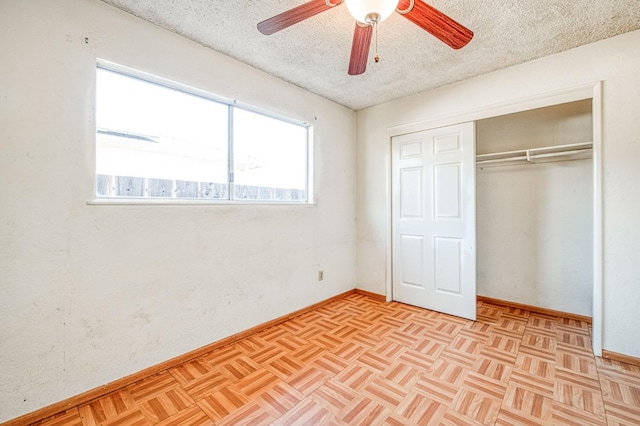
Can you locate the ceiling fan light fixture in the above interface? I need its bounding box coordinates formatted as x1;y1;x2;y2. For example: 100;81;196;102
345;0;400;24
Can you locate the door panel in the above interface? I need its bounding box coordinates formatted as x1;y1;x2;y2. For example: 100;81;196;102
400;140;423;158
434;237;462;294
392;122;476;320
401;235;424;287
433;133;461;154
400;167;423;218
434;163;461;218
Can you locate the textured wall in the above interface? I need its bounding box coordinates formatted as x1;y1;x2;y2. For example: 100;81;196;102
0;0;356;421
356;30;640;358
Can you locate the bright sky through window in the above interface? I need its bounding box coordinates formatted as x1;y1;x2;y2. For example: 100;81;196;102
95;66;309;201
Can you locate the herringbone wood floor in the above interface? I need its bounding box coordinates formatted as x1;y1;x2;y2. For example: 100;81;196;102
31;294;640;425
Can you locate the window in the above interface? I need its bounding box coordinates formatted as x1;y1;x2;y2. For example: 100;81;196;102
95;65;310;202
233;109;308;201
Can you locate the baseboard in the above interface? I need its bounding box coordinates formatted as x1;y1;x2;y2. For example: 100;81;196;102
2;289;360;426
477;295;592;324
602;349;640;367
354;288;387;302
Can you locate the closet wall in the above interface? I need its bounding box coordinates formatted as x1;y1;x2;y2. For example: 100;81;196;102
476;100;593;316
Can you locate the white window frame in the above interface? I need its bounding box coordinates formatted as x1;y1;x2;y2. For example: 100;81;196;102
91;60;313;205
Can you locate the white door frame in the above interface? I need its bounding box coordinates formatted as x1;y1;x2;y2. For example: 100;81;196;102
385;82;603;356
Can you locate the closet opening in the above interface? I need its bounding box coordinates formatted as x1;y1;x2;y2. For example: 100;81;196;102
475;100;594;318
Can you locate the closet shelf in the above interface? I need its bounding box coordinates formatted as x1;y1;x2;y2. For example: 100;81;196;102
476;142;593;166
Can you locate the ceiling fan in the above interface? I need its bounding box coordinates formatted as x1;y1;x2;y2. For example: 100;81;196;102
257;0;473;75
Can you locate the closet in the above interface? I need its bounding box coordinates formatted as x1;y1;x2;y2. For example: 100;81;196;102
475;100;593;317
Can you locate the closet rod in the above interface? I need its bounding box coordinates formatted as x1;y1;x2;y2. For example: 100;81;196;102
476;149;527;162
528;148;592;161
476;155;528;165
476;141;592;165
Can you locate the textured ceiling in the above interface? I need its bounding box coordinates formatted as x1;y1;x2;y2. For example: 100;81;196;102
100;0;640;110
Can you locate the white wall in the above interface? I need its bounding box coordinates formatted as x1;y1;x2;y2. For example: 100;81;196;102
476;103;593;316
477;163;593;315
0;0;356;421
356;30;640;358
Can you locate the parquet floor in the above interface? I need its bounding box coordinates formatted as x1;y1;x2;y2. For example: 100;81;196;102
31;294;640;425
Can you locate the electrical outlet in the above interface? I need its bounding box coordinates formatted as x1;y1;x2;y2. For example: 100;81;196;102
318;270;324;281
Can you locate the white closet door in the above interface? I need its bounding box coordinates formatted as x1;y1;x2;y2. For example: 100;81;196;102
392;122;476;320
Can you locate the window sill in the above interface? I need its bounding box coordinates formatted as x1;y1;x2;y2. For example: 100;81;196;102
86;198;313;206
